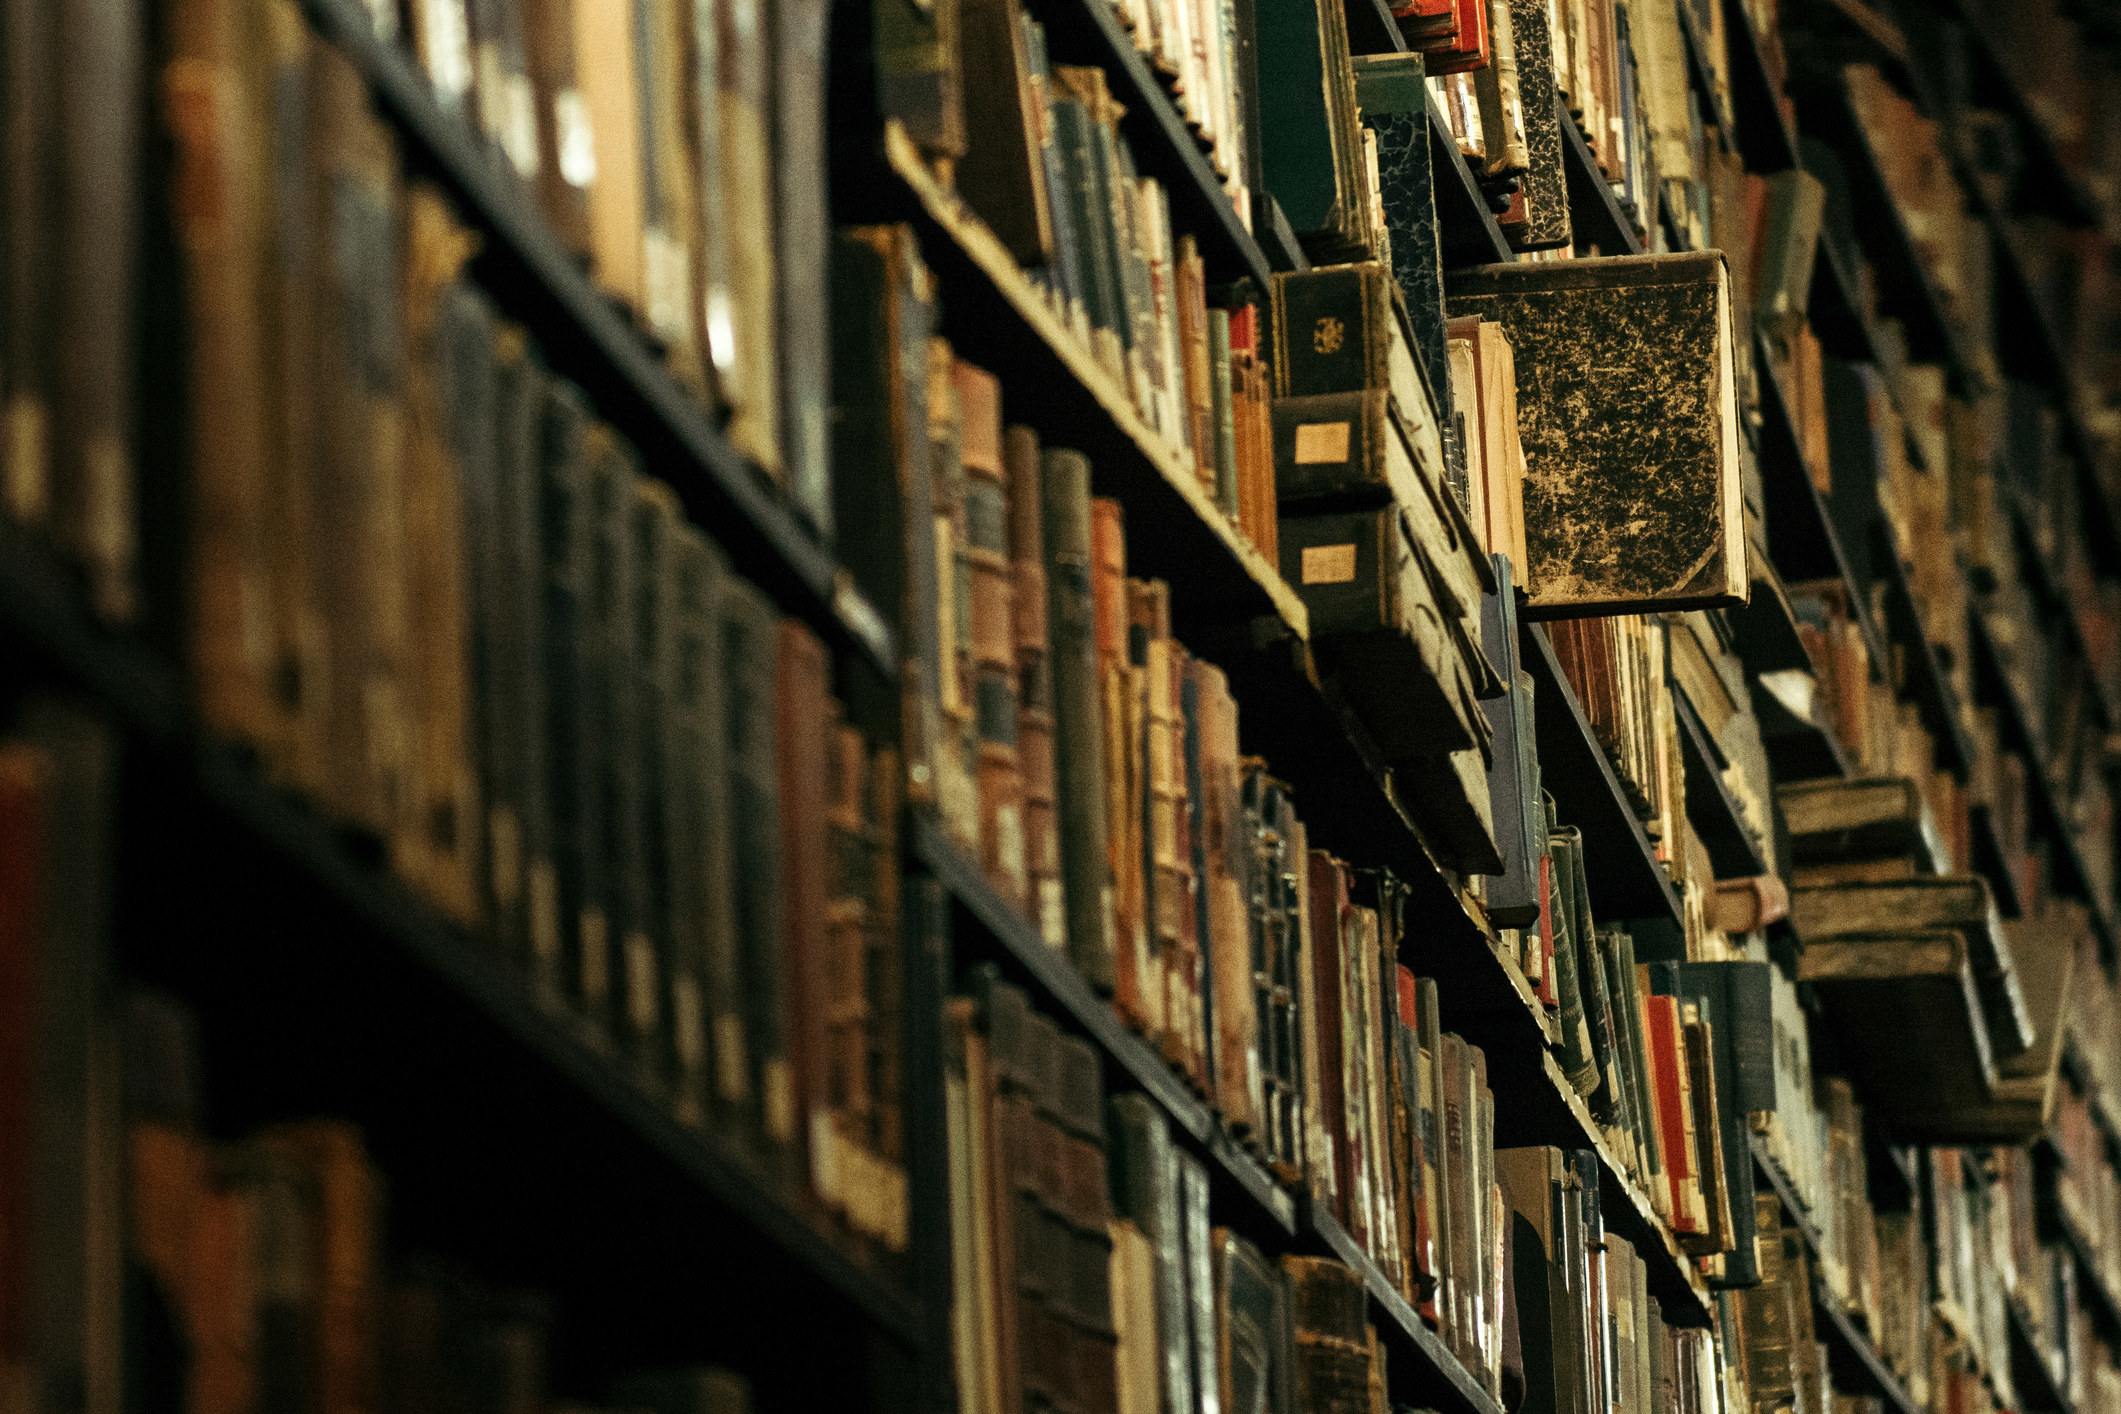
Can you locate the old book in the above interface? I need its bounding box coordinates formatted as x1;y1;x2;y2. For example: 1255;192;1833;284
958;364;1027;907
718;575;790;1172
1270;265;1441;496
1180;1157;1217;1414
1307;852;1352;1220
1004;425;1064;948
1278;506;1482;760
772;0;834;535
1109;1093;1194;1414
777;618;836;1214
1799;931;1998;1123
1478;559;1541;924
1204;669;1257;1137
1253;0;1369;261
1547;824;1596;1094
831;227;944;809
1504;0;1570;249
1679;1003;1733;1258
587;430;653;1059
411;269;492;928
633;480;689;1086
663;524;730;1127
639;0;708;400
518;0;592;256
1216;1230;1291;1414
1284;1256;1372;1414
874;0;966;157
1753;168;1824;345
713;0;781;479
1112;1217;1159;1414
1043;449;1119;991
955;0;1051;267
1778;776;1950;872
1790;876;2033;1066
1472;0;1527;178
1495;1147;1578;1414
575;0;643;309
1444;253;1747;614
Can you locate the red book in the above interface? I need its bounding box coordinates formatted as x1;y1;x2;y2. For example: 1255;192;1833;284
1642;995;1701;1233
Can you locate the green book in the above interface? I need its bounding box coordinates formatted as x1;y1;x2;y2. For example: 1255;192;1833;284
1208;308;1238;521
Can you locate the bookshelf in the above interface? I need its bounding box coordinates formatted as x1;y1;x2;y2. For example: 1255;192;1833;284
14;0;2121;1407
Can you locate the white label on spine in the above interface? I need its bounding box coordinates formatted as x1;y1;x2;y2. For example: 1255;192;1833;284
1302;543;1358;584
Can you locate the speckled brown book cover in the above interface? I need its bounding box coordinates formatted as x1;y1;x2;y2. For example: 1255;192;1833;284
1444;253;1748;617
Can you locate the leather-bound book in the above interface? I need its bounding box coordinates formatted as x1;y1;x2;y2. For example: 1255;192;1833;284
1679;1002;1733;1258
1181;1155;1219;1414
608;1369;753;1414
640;0;708;401
1042;449;1118;991
874;0;966;159
1176;237;1216;496
663;523;731;1127
1141;583;1194;1079
1045;80;1125;384
1283;1256;1371;1414
1262;788;1308;1181
519;0;592;257
928;340;979;854
1109;1092;1194;1414
1205;674;1257;1137
251;1121;387;1414
959;364;1027;908
1207;310;1238;523
771;0;834;536
575;0;643;310
956;0;1053;267
714;0;781;480
718;574;790;1174
588;430;652;1058
1111;571;1153;1041
161;0;275;757
1503;0;1571;250
1270;267;1437;480
305;41;410;842
487;332;555;987
831;228;943;808
402;209;486;927
1020;20;1085;336
1253;0;1368;262
1305;851;1352;1224
1004;425;1064;948
821;720;871;1226
1444;254;1746;614
776;617;834;1212
1216;1230;1292;1414
536;381;606;1021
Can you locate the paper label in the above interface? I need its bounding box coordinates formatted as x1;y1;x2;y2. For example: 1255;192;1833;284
1302;543;1358;584
624;931;656;1031
555;88;596;188
1294;420;1352;464
714;1013;749;1104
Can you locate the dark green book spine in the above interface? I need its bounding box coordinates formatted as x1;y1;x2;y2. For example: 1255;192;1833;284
537;380;607;1026
493;334;556;999
1050;95;1124;349
590;435;653;1067
631;482;683;1090
668;525;732;1128
1022;20;1084;318
720;573;789;1171
1041;447;1118;991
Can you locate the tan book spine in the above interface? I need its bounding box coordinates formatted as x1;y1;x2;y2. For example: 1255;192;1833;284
576;0;643;309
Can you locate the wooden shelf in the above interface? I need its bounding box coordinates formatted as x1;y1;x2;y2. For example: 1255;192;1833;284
1524;624;1686;931
1432;108;1516;269
1560;106;1643;256
1026;0;1275;288
1753;336;1892;681
911;814;1301;1241
1723;0;1801;173
297;0;896;679
884;123;1308;641
1967;611;2117;956
1730;552;1822;678
1869;525;1976;777
1752;1139;1927;1414
1305;1203;1506;1414
1673;684;1769;879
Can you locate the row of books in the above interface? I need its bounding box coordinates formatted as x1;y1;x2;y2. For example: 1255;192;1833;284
943;969;1413;1414
158;51;913;1252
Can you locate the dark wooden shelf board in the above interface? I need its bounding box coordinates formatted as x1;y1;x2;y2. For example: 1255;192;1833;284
1343;0;1407;56
1523;624;1686;930
1723;0;1801;172
1869;525;1975;777
298;0;896;679
1431;107;1516;269
1673;684;1769;879
1754;335;1891;677
1304;1203;1505;1414
911;813;1300;1242
1560;103;1643;256
1028;0;1275;289
1729;552;1821;678
1966;611;2117;958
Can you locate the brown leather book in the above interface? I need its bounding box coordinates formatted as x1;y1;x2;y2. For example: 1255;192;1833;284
161;0;280;758
930;339;980;854
400;196;489;929
1306;852;1352;1227
955;0;1054;268
1093;499;1150;1030
1139;581;1190;1079
958;362;1027;909
518;0;592;257
305;39;412;842
823;719;873;1224
575;0;643;311
1198;663;1251;1132
1005;425;1063;948
250;1121;385;1414
776;616;833;1214
1284;1255;1373;1414
1176;237;1215;494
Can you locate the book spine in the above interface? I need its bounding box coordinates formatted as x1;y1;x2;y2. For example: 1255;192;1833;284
772;0;833;536
1041;449;1118;991
1207;309;1238;524
1004;425;1065;949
